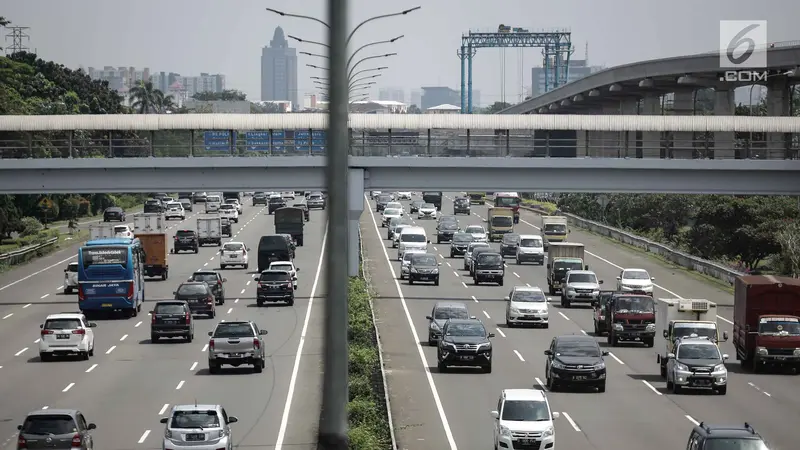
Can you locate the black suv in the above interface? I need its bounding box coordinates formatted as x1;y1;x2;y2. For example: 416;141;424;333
144;198;164;213
252;192;268;206
437;319;494;373
453;197;471;215
150;300;193;342
173;230;199;253
449;232;474;258
103;207;126;222
544;334;609;392
188;271;226;304
255;270;295;306
407;253;440;286
375;195;392;212
268;197;286;214
409;200;424;213
436;221;459;244
500;233;521;257
686;423;768;450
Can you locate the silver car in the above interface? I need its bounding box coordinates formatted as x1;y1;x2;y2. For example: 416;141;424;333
399;249;426;280
160;404;238;450
17;408;97;449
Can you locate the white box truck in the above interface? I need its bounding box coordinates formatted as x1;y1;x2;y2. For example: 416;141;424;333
542;216;568;251
656;298;727;377
89;223;116;240
197;216;223;246
133;213;165;235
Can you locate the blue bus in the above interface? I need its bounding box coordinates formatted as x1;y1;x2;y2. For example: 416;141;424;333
77;238;145;318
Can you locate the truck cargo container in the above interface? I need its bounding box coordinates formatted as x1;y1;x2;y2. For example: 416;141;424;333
546;242;587;295
656;298;725;377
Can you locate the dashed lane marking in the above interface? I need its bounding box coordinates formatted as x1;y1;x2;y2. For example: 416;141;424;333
190;362;198;371
482;310;491;319
471;295;478;303
22;304;30;308
14;347;27;356
2;313;13;320
608;352;625;365
513;350;525;362
85;364;97;373
685;415;699;426
558;312;570;321
135;321;142;328
641;380;662;395
748;382;772;397
175;380;185;390
120;334;128;341
62;382;75;393
496;328;506;337
40;294;49;299
562;412;581;432
461;282;468;289
158;404;170;415
137;430;151;444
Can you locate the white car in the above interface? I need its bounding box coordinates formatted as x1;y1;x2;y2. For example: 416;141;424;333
164;202;185;220
616;268;655;294
281;191;296;200
418;203;437;219
219;204;239;223
113;224;133;239
219;241;249;269
505;286;549;328
397;192;412;200
269;261;299;290
491;389;558;450
225;198;243;214
269;193;282;199
39;313;96;361
63;261;79;294
399;249;426;280
386;202;404;212
382;208;403;227
205;195;222;213
393;224;412;248
464;225;488;242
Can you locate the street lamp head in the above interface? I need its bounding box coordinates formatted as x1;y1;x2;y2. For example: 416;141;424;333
402;6;422;14
287;35;303;42
265;8;285;16
389;35;405;43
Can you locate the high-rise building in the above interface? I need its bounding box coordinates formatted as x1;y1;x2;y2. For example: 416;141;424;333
378;88;405;103
421;87;460;110
529;59;603;98
410;89;422;108
261;27;298;107
149;72;182;93
86;66;151;92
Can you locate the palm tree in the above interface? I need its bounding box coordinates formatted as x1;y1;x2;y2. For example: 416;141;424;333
128;81;165;114
156;94;177;113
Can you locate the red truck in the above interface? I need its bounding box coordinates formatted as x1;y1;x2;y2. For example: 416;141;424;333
733;275;800;372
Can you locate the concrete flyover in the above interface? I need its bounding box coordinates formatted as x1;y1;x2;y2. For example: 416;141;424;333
0;198;327;449
364;192;799;450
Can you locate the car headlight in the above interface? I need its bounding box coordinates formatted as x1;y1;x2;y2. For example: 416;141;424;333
593;362;606;370
756;346;768;356
476;342;491;350
499;425;512;437
551;361;565;369
431;269;439;274
430;322;440;330
794;348;800;357
645;323;656;331
542;426;554;438
713;364;726;373
217;430;226;439
509;306;519;314
410;268;418;273
675;362;689;372
441;341;456;349
613;323;624;331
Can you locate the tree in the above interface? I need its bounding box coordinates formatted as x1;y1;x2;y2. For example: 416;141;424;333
777;221;800;277
191;90;247;101
128;80;164;114
407;104;422;114
484;101;512;114
0;17;10;52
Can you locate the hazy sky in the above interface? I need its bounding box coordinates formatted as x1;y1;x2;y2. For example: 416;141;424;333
4;0;797;104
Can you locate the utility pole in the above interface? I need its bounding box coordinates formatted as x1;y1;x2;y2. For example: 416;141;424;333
4;26;31;55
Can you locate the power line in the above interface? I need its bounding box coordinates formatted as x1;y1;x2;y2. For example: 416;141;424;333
4;26;31;55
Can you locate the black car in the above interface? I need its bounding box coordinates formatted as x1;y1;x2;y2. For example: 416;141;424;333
453;198;471;215
409;200;424;213
375;195;392;212
255;270;295;306
437;319;494;373
425;301;471;345
188;271;226;304
407;253;440;286
150;300;193;342
500;233;521;257
268;197;286;214
436;221;459;244
473;252;505;285
173;229;199;253
252;192;268;206
103;207;126;222
221;218;232;237
143;199;164;213
449;233;475;258
173;282;216;318
544;335;609;392
292;203;310;221
687;422;767;450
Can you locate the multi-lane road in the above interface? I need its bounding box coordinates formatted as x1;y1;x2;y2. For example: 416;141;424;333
0;197;325;450
366;193;799;450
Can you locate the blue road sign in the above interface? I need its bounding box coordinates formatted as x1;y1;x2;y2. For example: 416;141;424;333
204;131;234;152
271;130;286;153
295;130;327;153
245;131;270;152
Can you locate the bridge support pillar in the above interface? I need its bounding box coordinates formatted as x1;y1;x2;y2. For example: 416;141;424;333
620;99;639;157
347;168;365;277
600;104;621;157
641;94;663;158
767;77;792;159
576;130;587;157
713;88;736;159
671;89;695;159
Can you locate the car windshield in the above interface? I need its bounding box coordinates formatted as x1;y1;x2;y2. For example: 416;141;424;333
433;307;469;320
677;344;721;360
384;208;401;216
66;262;79;272
623;270;650;280
113;226;129;234
544;223;567;233
445;323;486;337
220;205;234;210
491;216;513;227
554;261;583;271
155;303;185;314
465;226;484;234
520;238;543;247
468;243;489;252
21;415;77;435
704;438;769;450
191;273;218;283
556;340;601;357
223;243;244;251
213;323;254;338
44;319;82;330
673;324;717;340
412;255;437;266
614;296;655;313
439;223;457;231
568;273;597;284
260;272;290;281
477;254;502;265
421;203;434;209
452;234;474;244
401;234;426;243
501;400;551;422
177;284;208;296
758;317;800;335
502;234;520;244
171;411;221;429
512;290;547;303
270;264;293;272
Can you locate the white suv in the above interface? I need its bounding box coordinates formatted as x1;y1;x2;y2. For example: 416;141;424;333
219;204;239;223
505;286;549;328
219;241;249;269
225;198;243;214
165;202;185;220
491;389;559;450
39;313;96;361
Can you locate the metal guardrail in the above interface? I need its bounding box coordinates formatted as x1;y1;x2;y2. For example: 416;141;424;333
520;205;744;289
0;236;59;265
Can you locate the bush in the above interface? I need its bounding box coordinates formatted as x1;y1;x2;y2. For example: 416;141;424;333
77;197;91;216
18;216;43;237
59;197;81;219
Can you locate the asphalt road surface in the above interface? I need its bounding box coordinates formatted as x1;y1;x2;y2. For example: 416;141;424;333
365;192;799;450
0;196;325;450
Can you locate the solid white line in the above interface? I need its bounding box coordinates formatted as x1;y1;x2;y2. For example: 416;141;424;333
495;328;506;338
134;321;142;328
190;361;198;371
85;364;97;373
120;334;128;341
14;347;27;356
608;352;625;365
513;350;525;362
274;225;328;450
137;430;151;444
471;295;478;303
62;382;75;392
105;346;116;354
201;344;208;352
158;404;169;415
685;415;700;425
2;313;12;320
558;311;570;321
642;380;662;395
562;412;581;431
461;281;468;289
364;195;458;450
40;293;49;299
175;380;185;390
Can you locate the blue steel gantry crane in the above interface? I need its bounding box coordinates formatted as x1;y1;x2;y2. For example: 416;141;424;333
459;25;573;113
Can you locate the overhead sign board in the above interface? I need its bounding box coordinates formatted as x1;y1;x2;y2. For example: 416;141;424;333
295;130;327;153
245;131;270;152
203;131;234;152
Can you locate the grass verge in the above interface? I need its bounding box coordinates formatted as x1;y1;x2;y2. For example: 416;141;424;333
0;229;89;274
347;273;393;449
522;199;558;215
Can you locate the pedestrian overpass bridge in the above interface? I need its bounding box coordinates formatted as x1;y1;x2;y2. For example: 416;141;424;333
1;113;799;195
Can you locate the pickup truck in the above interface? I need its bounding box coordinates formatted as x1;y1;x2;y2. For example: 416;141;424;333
207;321;268;374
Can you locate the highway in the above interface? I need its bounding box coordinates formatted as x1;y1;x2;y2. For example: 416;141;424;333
0;196;325;450
365;192;799;450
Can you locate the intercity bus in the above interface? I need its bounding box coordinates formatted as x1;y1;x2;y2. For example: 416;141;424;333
493;192;522;223
77;238;145;318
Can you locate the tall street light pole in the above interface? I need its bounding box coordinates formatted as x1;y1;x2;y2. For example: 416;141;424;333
267;6;420;44
348;74;381;89
345;35;402;72
347;53;396;81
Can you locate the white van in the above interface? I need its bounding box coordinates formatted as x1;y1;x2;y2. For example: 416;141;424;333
396;226;429;260
205;195;222;213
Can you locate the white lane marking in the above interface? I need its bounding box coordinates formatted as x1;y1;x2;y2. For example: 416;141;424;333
34;338;40;343
642;380;662;395
246;280;251;286
513;350;525;362
203;262;208;267
748;382;772;397
22;303;30;308
562;412;581;432
513;272;520;278
190;362;198;371
558;312;570;321
105;346;116;354
201;344;209;352
86;364;97;373
608;352;625;365
685;415;700;426
137;430;151;444
364;196;458;450
2;313;13;320
135;321;142;328
496;328;506;338
62;382;75;392
0;254;79;292
14;347;27;356
40;293;49;299
175;380;185;390
240;289;245;295
445;261;451;267
471;295;478;303
579;330;587;335
209;256;215;261
275;225;328;450
525;283;531;287
120;334;128;341
482;310;490;319
453;271;459;277
42;405;49;409
461;282;468;289
55;285;63;290
717;316;734;325
234;298;239;304
226;308;233;314
158;404;170;415
535;377;547;390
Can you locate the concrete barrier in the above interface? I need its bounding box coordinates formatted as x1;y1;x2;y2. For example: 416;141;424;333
520;204;743;285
